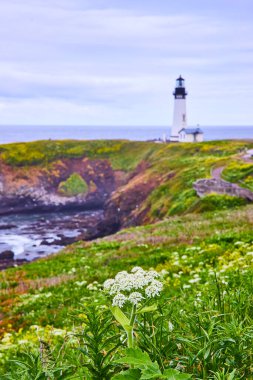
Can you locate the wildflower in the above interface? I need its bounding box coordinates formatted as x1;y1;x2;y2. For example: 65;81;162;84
129;292;143;305
160;269;169;276
18;339;29;345
104;267;163;306
120;274;136;291
112;293;127;308
106;267;164;350
109;282;122;295
145;270;159;281
145;280;163;298
103;279;115;290
87;283;98;291
115;271;128;281
168;321;174;332
51;328;66;337
75;281;87;287
189;278;200;283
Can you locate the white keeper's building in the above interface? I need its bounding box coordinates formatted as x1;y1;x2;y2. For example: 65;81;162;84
178;128;204;143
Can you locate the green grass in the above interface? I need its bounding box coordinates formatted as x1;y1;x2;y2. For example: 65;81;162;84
58;173;88;196
222;160;253;191
0;140;157;171
191;194;248;212
0;204;253;378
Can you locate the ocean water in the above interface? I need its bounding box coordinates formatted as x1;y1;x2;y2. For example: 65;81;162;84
0;210;102;260
0;125;252;144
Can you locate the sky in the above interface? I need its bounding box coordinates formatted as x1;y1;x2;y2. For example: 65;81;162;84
0;0;253;127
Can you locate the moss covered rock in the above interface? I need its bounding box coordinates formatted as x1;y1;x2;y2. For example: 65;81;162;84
58;173;88;196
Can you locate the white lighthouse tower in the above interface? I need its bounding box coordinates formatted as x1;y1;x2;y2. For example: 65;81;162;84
170;75;188;142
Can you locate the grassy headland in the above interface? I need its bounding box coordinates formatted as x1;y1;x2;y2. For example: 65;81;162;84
0;139;252;223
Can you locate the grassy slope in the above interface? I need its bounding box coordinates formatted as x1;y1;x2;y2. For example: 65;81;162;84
222;160;253;191
0;140;154;171
0;205;253;377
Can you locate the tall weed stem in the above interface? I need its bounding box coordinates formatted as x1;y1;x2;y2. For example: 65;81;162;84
127;305;137;348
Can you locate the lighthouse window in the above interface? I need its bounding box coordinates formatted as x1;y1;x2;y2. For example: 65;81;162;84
182;114;186;122
176;78;184;87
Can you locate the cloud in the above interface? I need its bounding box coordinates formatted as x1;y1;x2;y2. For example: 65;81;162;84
0;0;252;126
0;1;230;57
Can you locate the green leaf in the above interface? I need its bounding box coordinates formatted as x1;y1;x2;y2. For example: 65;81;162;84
162;369;192;379
110;306;132;332
140;362;162;379
137;304;158;314
112;369;141;380
203;346;211;360
228;369;237;380
115;348;153;366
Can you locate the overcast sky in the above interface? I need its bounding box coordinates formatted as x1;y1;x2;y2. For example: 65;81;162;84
0;0;252;126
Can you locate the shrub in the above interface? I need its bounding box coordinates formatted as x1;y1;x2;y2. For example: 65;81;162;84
222;162;253;182
195;194;247;212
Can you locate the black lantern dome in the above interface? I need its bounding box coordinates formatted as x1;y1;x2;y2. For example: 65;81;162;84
173;75;187;99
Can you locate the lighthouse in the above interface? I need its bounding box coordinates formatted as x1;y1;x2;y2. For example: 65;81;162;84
170;75;188;142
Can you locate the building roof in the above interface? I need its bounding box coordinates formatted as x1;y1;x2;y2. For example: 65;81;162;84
179;128;203;135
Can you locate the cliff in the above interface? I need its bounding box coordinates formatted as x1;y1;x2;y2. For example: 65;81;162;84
0;139;252;230
0;158;115;213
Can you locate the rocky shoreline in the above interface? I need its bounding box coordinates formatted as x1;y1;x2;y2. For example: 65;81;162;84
0;207;120;271
0;157;120;270
0;250;27;271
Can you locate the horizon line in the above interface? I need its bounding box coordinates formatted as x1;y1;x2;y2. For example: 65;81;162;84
0;124;253;128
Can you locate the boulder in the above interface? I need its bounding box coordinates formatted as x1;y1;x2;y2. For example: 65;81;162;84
0;250;14;260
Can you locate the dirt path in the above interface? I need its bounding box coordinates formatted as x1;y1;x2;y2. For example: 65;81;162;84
242;149;253;163
211;166;225;180
211;149;253;181
194;149;253;200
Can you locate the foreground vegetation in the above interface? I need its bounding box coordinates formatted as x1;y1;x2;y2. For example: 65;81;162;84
0;203;253;379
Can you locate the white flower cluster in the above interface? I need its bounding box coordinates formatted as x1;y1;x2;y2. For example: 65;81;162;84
104;267;163;308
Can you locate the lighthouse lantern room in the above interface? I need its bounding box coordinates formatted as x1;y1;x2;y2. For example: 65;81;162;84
170;75;188;142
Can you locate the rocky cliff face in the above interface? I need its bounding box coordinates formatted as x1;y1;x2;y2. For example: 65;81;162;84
0;157;133;268
0;158;116;214
0;157;159;231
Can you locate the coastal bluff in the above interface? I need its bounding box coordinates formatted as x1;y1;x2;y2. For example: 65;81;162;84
0;141;166;238
0;139;253;236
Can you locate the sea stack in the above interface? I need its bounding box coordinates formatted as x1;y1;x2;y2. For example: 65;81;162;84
170;75;187;142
